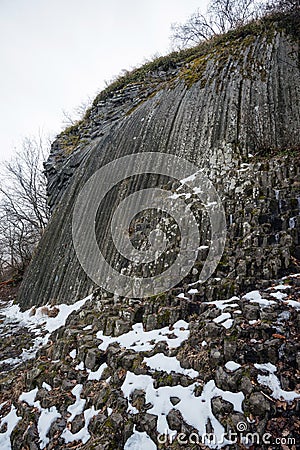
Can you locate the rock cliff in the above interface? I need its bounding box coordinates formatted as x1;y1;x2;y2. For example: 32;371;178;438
17;12;300;309
1;11;300;450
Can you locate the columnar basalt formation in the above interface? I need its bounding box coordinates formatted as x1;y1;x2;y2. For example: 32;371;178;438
17;14;300;310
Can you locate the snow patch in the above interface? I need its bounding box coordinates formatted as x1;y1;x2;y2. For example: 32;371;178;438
221;319;234;329
225;361;241;372
19;388;61;449
0;405;21;450
255;363;300;402
69;349;77;359
67;384;86;422
0;296;91;369
38;407;61;449
285;299;300;310
206;297;239;311
188;289;198;294
243;291;276;307
270;292;287;301
122;371;244;447
87;362;108;381
269;284;291;291
144;354;198;379
75;361;85;371
62;406;99;445
213;313;231;324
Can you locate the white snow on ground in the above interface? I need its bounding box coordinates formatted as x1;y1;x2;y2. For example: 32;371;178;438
19;386;98;447
179;172;198;185
277;311;290;322
255;363;300;402
1;295;91;334
38;407;61;449
260;283;300;310
255;362;277;372
225;361;241;372
67;384;86;422
213;313;234;329
269;284;291;290
284;299;300;310
0;295;91;369
122;371;244;447
0;335;50;368
69;349;77;359
144;354;198;379
19;387;38;405
170;192;192;200
124;426;157;450
0;406;21;450
97;320;190;352
75;361;85;370
193;187;203;195
270;291;288;300
202;282;299;315
205;297;239;310
19;388;61;449
282;273;300;279
62;406;99;444
176;292;189;299
88;362;108;381
2;277;300;449
221;319;234;329
42;382;52;392
188;288;198;294
213;313;231;324
242;285;300;310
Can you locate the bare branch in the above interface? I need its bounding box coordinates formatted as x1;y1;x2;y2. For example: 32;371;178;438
170;0;267;49
0;134;50;277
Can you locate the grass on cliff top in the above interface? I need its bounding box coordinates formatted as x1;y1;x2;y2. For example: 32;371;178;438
60;10;299;142
90;10;299;104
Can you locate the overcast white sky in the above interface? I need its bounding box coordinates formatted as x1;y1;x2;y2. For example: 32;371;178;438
0;0;208;161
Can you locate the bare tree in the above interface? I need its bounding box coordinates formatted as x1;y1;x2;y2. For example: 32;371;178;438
171;10;217;47
61;96;92;127
171;0;263;48
0;135;50;276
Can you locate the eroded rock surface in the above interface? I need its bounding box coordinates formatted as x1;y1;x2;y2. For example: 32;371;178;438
1;275;300;449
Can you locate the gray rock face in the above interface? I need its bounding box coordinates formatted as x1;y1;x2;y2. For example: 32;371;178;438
17;18;300;309
248;392;271;417
1;270;300;449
